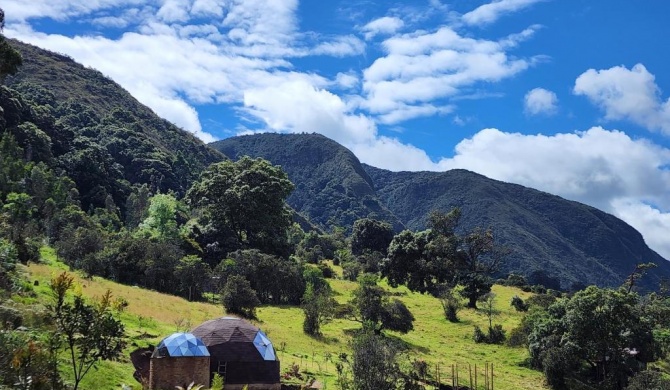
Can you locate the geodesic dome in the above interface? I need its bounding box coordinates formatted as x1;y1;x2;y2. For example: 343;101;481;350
152;332;210;358
191;317;280;387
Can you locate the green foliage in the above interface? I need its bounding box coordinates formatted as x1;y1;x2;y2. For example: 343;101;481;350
528;286;667;389
137;193;183;241
625;370;670;390
440;288;463;322
215;250;305;305
187;156;294;257
221;274;260;319
50;272;126;390
0;15;23;81
350;331;405;390
0;330;63;390
302;268;336;336
511;295;529;312
350;218;394;256
210;133;403;232
210;373;224;390
349;274;414;334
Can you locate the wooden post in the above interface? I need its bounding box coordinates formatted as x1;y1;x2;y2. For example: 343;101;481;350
475;364;478;390
485;363;489;390
469;364;472;390
451;364;456;388
491;363;493;390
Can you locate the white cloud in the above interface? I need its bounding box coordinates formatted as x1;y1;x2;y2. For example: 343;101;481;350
360;26;535;122
524;87;558;115
360;16;404;40
311;35;365;57
612;199;670;261
462;0;545;26
574;64;670;135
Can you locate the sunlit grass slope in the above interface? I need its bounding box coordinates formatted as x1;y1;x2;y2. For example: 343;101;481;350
27;249;547;390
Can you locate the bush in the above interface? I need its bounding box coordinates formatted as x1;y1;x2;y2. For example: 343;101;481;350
473;324;506;344
506;325;527;347
511;295;529;312
440;289;462;322
317;262;334;278
473;325;487;343
526;294;556;309
342;261;362;281
221;275;260;319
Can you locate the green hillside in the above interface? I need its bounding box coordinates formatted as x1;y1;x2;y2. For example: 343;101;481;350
24;248;546;390
4;39;224;209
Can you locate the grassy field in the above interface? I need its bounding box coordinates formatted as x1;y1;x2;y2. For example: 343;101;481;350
24;248;548;390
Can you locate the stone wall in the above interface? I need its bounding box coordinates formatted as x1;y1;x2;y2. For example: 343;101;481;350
149;356;210;390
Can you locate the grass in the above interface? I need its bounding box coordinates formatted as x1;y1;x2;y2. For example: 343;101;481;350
24;248;548;390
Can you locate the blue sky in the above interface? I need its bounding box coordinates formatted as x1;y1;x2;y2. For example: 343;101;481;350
4;0;670;260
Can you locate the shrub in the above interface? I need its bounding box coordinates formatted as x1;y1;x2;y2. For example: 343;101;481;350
317;262;334;278
511;295;529;312
221;275;260;319
440;289;462;322
473;324;506;344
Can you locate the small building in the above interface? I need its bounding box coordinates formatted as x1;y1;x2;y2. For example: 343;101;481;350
191;316;280;390
149;332;211;390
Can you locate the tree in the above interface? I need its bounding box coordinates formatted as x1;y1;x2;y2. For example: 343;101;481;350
350;218;394;256
174;255;211;301
0;8;23;81
302;268;336;336
138;193;183;241
348;274;414;334
350;331;404;390
186;157;294;257
528;286;664;389
456;227;506;308
221;275;260;319
50;272;126;390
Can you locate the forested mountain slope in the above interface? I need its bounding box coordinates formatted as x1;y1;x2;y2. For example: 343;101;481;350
364;165;670;290
210;133;404;231
214;133;670;290
3;39;224;210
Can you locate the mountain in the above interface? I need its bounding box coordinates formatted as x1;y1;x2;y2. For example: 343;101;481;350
212;133;670;290
3;40;224;209
211;133;404;231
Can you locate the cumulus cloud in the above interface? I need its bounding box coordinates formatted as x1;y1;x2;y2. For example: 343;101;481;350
360;16;404;40
360;26;538;123
574;64;670;135
462;0;545;26
524;87;558;115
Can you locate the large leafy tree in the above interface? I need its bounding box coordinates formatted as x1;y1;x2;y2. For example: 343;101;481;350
350;218;394;256
528;286;664;389
186;157;294;257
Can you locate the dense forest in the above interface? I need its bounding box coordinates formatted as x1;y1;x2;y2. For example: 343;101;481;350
1;19;670;390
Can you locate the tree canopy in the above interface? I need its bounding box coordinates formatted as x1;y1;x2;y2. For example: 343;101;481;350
186;156;294;257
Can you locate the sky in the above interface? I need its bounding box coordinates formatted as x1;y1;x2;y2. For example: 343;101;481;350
4;0;670;260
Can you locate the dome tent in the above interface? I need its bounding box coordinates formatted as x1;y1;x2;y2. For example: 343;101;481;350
191;316;280;390
149;333;210;390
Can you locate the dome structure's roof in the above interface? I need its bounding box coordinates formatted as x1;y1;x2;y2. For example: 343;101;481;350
152;333;210;358
191;317;276;362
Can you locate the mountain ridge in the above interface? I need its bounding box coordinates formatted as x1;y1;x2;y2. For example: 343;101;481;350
212;133;670;290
